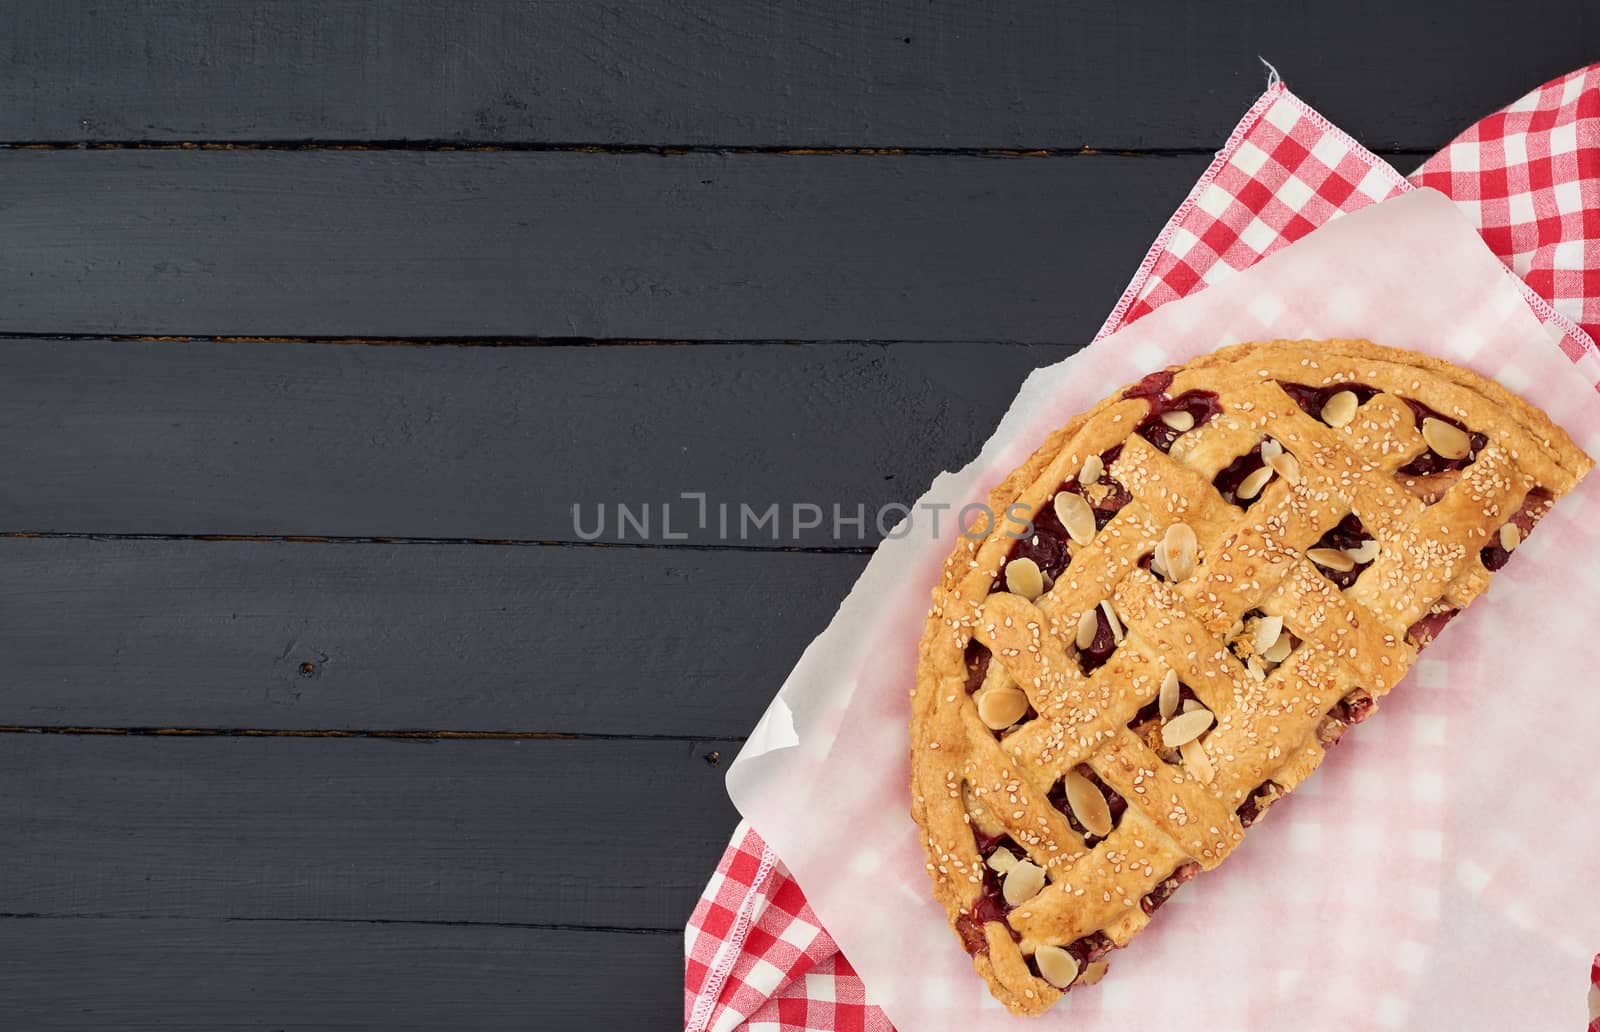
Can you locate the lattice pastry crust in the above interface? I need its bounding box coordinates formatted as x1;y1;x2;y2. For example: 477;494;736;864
909;339;1592;1015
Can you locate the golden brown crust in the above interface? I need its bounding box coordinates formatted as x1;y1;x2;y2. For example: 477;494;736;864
909;338;1592;1015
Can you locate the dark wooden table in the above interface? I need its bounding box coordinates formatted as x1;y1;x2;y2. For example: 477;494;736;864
0;3;1591;1029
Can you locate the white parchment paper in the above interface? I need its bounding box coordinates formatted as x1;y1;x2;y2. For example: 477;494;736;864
727;190;1600;1032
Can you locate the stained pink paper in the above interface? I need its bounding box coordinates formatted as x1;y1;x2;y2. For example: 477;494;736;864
727;189;1600;1032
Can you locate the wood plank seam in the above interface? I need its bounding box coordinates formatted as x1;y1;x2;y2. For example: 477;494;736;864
0;331;1076;347
0;916;690;938
0;531;876;554
0;140;1429;157
0;725;745;744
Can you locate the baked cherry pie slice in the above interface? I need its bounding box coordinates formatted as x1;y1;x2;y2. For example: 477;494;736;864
909;339;1592;1015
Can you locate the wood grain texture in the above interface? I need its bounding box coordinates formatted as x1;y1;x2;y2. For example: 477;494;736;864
0;734;740;930
0;148;1201;341
0;536;861;736
0;918;677;1031
0;337;1065;545
0;0;1593;150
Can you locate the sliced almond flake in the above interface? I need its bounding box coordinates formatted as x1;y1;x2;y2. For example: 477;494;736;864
1158;669;1181;720
1078;960;1109;986
1306;547;1356;572
1160;409;1194;432
1181;698;1202;713
987;847;1018;874
1252;615;1284;654
1236;465;1274;500
978;686;1030;730
1061;771;1113;838
1179;739;1214;783
1075;608;1099;650
1100;600;1124;645
1149;546;1169;578
1260;438;1283;460
1161;708;1214;748
1265;449;1301;485
1053;491;1095;546
1161;522;1198;583
1499;523;1521;552
1320;390;1359;428
1034;944;1080;988
1343;538;1380;564
1245;655;1267;681
1005;557;1045;600
1421;417;1472;460
1262;632;1293;664
1002;860;1047;906
1078;453;1104;486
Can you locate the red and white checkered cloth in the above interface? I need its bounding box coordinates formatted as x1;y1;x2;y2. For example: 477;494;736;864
686;64;1600;1032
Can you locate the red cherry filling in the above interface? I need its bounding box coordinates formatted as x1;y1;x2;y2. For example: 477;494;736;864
1121;373;1220;453
1047;764;1127;847
1141;861;1200;916
1075;606;1119;674
1397;398;1487;476
1315;512;1372;551
1309;513;1376;589
999;447;1133;593
1004;519;1070;589
968;890;1012;930
1056;444;1133;531
954;913;991;955
1024;931;1116;988
1212;442;1270;508
1406;606;1459;651
963;645;1037;732
1236;780;1285;828
1333;688;1375;724
972;826;1013;857
964;640;992;694
1480;487;1552;571
959;829;1028;955
1276;380;1381;418
1070;932;1116;964
1134;390;1222;452
1318;688;1375;747
1123;369;1175;400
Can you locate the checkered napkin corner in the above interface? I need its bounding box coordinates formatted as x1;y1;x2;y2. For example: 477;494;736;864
685;821;890;1032
1413;63;1600;347
1094;78;1411;339
1099;66;1600;370
687;66;1600;1032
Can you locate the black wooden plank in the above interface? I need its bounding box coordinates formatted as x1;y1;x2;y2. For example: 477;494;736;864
1;0;1593;150
0;734;739;930
0;918;676;1031
0;536;858;737
0;149;1202;341
0;338;1063;546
